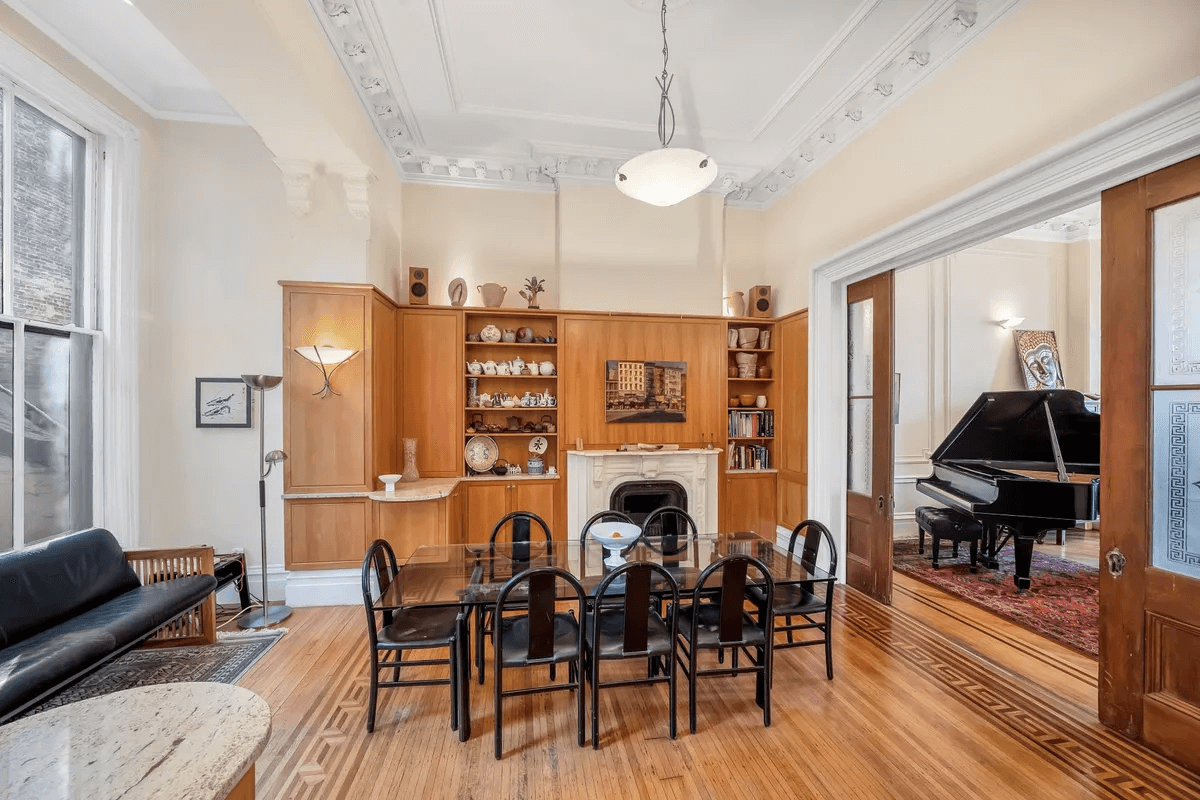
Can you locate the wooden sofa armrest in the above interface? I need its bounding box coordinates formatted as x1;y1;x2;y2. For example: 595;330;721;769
125;546;217;646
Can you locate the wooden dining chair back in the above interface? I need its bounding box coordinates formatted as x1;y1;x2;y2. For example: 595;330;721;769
493;566;587;759
747;519;839;679
641;505;698;541
673;553;774;733
360;539;463;734
585;561;679;748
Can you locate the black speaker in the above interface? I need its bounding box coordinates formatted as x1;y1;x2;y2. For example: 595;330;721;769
749;285;772;317
409;267;429;305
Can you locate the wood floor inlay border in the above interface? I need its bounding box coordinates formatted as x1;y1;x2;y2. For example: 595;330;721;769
837;589;1200;799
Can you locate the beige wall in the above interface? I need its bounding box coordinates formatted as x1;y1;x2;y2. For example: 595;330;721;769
402;181;756;315
140;124;373;575
401;183;558;308
760;0;1200;314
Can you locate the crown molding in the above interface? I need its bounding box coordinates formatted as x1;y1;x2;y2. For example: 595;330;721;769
728;0;1026;209
310;0;1022;206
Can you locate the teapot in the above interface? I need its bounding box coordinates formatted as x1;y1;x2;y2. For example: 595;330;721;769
539;361;555;376
496;361;511;375
480;324;502;342
482;360;497;375
478;283;507;308
510;357;525;374
506;415;522;431
478;392;492;407
466;360;483;375
521;391;534;407
541;414;556;433
501;329;518;343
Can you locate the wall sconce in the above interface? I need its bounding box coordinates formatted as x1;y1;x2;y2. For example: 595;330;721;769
997;317;1025;330
295;345;359;398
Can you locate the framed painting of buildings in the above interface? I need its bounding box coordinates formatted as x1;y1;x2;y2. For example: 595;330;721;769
604;360;687;423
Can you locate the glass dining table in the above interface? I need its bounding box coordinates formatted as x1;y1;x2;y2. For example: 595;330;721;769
379;532;835;742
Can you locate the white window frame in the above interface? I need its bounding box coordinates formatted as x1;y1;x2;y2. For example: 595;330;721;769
0;31;141;549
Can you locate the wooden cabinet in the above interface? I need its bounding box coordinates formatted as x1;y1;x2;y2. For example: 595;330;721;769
401;309;462;476
281;282;398;493
373;488;463;561
463;479;560;542
776;310;808;529
722;472;778;537
285;497;370;569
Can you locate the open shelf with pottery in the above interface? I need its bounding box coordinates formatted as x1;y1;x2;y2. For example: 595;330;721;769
725;319;776;474
464;310;562;477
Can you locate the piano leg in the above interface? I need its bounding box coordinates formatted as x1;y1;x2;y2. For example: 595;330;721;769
1012;537;1034;592
982;524;1001;571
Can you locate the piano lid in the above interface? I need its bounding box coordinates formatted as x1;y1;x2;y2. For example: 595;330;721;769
931;390;1100;470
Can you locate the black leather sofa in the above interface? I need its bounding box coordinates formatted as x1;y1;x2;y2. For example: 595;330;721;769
0;527;217;723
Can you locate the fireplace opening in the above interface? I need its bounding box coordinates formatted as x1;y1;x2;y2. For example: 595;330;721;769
610;480;687;529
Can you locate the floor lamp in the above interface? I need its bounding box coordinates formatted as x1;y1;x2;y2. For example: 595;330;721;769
238;374;292;629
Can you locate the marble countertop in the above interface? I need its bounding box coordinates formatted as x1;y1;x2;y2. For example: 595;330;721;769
287;474;561;503
567;447;722;456
369;477;460;502
0;683;271;800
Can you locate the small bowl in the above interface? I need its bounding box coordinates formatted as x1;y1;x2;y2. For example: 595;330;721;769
738;394;756;407
729;396;740;407
756;366;772;379
728;365;738;378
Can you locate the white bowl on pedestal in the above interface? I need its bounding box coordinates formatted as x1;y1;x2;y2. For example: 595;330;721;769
588;522;642;568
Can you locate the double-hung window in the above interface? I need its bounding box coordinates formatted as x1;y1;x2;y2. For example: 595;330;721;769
0;76;98;552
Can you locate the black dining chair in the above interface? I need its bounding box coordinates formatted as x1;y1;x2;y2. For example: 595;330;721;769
361;539;464;734
493;565;587;760
640;505;699;545
584;561;679;748
671;553;774;733
476;511;553;685
746;519;839;680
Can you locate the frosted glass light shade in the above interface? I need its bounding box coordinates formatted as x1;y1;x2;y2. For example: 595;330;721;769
294;345;357;366
615;147;718;207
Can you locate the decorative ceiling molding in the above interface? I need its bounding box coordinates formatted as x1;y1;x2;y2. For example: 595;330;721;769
1004;202;1101;243
309;0;1025;208
729;0;1026;209
275;159;318;215
334;164;375;219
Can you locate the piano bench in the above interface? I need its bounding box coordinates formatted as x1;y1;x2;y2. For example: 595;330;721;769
915;506;984;572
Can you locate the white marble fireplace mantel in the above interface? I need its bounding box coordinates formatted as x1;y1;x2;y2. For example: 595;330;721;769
566;448;722;535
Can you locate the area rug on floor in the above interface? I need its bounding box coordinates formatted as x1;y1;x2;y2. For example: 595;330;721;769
21;629;285;717
892;539;1098;657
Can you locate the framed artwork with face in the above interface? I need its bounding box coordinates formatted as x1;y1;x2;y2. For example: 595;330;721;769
1014;330;1066;390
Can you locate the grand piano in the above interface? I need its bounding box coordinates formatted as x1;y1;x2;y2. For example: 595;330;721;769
916;389;1100;591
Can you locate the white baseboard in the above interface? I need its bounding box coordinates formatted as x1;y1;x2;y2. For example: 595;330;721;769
217;566;290;607
284;568;361;607
893;518;920;540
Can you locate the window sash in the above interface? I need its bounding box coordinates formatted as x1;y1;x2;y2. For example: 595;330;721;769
0;73;100;552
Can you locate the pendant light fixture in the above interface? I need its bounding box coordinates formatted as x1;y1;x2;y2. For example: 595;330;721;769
615;0;717;207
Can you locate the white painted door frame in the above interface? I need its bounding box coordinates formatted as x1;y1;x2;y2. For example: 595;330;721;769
807;78;1200;580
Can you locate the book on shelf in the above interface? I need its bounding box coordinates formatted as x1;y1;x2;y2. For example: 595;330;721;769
727;443;770;471
726;409;774;439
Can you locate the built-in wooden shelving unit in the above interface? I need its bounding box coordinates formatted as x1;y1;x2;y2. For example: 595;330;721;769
464;310;561;475
725;319;776;473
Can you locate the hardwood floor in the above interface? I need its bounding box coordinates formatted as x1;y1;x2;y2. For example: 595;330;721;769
237;585;1200;799
1033;528;1101;569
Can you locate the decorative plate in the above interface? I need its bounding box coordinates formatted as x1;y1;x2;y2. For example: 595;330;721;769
464;435;499;472
528;436;548;455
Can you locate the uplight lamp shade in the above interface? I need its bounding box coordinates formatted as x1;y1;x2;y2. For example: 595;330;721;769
998;317;1026;330
615;147;718;207
295;345;357;366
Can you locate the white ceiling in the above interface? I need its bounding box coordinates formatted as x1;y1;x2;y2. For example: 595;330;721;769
313;0;1023;206
5;0;239;123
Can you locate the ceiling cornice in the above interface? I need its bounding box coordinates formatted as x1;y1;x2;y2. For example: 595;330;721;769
309;0;1026;207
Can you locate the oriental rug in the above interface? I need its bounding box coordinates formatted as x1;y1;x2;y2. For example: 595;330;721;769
21;628;285;717
892;538;1098;657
